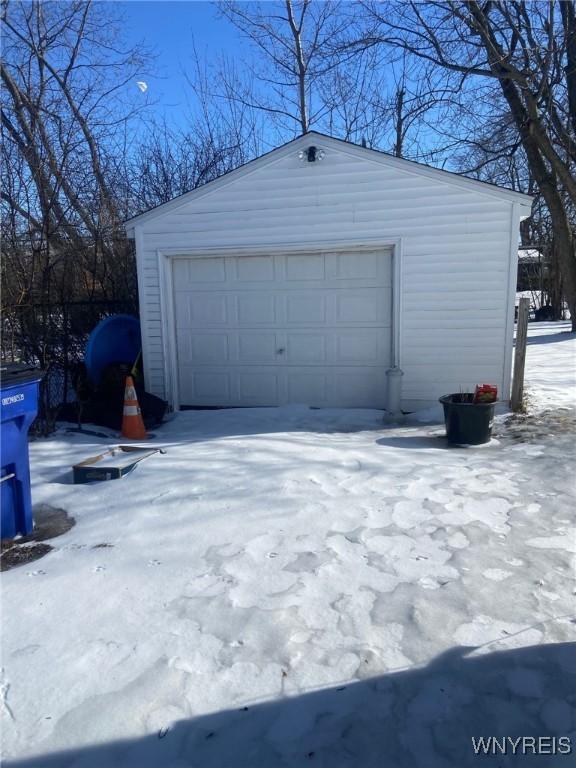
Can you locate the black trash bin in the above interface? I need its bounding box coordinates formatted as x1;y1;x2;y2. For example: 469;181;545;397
439;394;496;446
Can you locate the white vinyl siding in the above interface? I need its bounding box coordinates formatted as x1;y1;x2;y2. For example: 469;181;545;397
132;137;527;410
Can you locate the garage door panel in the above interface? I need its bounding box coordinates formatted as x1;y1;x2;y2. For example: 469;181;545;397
187;257;227;284
336;331;386;364
336;291;389;324
236;255;275;282
286;294;327;324
334;370;386;406
336;251;381;280
184;334;230;365
178;293;228;326
287;371;328;403
285;253;326;281
182;370;230;402
286;333;327;363
174;249;392;408
179;365;387;408
236;294;277;324
238;332;280;363
172;259;189;285
238;371;279;403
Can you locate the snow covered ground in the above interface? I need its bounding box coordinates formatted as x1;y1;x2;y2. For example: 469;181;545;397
2;322;575;767
522;321;576;409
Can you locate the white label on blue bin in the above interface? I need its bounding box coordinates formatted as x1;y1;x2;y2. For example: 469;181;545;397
2;393;25;405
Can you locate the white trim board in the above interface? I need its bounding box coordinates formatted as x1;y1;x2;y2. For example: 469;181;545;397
503;202;522;401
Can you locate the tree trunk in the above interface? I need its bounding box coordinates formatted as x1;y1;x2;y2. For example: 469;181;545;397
561;0;576;139
545;198;576;328
285;0;309;134
394;86;405;157
488;80;576;328
468;1;576;328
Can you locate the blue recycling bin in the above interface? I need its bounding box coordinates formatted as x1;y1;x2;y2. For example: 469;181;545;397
1;364;44;539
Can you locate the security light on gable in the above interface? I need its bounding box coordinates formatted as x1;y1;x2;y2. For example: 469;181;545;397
298;146;325;162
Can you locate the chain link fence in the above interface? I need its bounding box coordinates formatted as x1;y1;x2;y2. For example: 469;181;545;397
2;300;137;435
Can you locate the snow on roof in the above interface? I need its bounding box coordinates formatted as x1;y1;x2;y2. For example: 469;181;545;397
518;248;543;262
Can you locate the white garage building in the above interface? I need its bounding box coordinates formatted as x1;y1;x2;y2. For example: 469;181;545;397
125;132;532;413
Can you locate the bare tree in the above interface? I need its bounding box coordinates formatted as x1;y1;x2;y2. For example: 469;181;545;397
130;116;261;212
1;0;270;420
123;45;266;213
215;2;466;162
218;0;348;135
1;0;153;309
357;0;576;327
0;0;157;410
319;45;388;146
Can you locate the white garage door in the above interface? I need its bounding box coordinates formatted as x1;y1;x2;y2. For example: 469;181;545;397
173;249;393;408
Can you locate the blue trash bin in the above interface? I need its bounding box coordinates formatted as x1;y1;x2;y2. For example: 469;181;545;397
1;363;44;539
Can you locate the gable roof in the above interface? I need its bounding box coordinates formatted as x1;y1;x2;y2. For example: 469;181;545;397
125;131;533;234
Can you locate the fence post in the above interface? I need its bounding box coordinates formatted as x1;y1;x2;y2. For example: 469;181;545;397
511;297;530;412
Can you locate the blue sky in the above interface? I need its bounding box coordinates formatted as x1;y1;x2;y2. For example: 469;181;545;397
117;1;454;164
121;1;247;128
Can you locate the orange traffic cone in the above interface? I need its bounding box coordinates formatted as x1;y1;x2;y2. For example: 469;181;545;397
121;376;148;440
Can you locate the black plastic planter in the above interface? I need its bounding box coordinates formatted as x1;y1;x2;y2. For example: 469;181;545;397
439;394;495;446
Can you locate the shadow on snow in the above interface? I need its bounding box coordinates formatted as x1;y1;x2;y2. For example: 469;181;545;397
525;331;575;346
375;435;452;450
5;641;575;768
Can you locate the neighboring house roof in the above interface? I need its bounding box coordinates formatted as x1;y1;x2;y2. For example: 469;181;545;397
125;131;533;234
518;248;543;263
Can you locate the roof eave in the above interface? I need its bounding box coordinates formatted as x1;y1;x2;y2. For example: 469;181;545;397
310;132;533;207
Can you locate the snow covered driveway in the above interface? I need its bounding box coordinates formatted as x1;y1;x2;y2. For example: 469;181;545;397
2;323;575;767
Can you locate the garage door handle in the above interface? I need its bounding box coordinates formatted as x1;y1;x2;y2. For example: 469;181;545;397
276;348;285;354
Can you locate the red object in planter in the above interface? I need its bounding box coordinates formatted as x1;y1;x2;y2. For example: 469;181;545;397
474;384;498;404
